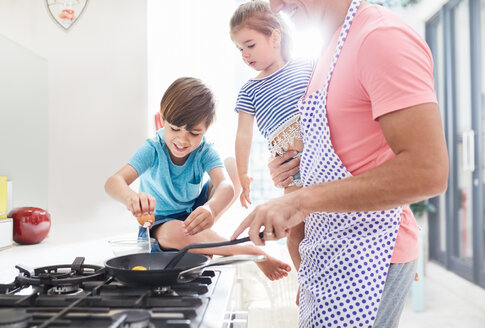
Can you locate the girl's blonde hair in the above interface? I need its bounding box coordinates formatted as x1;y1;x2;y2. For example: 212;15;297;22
230;0;292;62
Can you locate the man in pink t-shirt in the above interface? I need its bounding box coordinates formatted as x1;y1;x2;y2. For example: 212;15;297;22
232;1;449;327
321;4;439;264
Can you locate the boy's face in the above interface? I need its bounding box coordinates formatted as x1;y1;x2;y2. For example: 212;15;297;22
163;120;207;165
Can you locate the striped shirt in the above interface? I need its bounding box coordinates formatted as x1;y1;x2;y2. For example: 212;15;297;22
235;58;314;140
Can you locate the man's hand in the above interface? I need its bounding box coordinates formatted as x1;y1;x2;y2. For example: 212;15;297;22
268;151;301;188
231;192;308;246
184;205;214;235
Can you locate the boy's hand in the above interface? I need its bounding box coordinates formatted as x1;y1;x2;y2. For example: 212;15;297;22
239;175;253;209
126;192;156;218
184;205;214;235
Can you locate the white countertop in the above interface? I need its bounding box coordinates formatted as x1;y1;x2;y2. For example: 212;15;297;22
0;218;140;284
0;206;280;285
0;235;117;284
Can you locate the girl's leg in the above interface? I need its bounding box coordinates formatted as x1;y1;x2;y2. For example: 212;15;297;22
284;185;304;271
284;185;305;305
155;220;291;281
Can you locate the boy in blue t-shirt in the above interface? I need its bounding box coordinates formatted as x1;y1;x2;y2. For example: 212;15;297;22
105;77;291;280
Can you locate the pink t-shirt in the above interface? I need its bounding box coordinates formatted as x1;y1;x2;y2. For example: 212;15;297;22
306;5;437;263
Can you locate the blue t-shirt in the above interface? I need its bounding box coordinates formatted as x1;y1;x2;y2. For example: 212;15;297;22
128;128;223;216
234;58;314;140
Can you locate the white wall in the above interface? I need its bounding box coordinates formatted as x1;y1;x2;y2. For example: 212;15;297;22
0;34;48;209
147;0;251;159
0;0;148;237
0;0;447;241
392;0;449;36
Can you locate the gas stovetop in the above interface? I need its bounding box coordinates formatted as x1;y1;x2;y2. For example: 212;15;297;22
0;257;236;328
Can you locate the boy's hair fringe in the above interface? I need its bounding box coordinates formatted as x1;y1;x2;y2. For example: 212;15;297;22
160;77;216;130
230;0;292;61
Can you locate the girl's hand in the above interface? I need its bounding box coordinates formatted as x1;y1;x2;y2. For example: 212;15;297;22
268;151;300;188
184;205;214;235
239;174;253;209
126;192;156;218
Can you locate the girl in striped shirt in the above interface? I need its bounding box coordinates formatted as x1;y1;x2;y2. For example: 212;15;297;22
230;0;313;290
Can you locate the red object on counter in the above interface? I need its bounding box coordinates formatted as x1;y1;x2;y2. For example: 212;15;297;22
9;207;51;245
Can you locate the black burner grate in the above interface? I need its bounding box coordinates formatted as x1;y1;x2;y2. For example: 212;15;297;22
0;258;219;328
14;257;105;288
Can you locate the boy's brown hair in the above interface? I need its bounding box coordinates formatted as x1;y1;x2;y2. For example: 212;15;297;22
160;77;216;130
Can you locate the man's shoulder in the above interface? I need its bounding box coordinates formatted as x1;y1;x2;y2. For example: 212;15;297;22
353;5;427;59
358;5;415;36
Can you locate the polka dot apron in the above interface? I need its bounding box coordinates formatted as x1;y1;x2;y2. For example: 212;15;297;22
297;1;402;327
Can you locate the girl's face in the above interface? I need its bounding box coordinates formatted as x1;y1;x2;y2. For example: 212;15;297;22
232;27;283;75
163;120;207;165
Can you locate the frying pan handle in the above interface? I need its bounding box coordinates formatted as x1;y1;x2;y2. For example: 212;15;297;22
164;232;265;270
180;231;265;251
177;254;267;283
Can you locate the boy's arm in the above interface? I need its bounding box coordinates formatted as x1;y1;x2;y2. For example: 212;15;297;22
236;111;255;208
184;166;234;235
104;164;156;217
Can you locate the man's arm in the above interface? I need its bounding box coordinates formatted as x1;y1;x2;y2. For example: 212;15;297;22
232;103;449;244
300;102;448;213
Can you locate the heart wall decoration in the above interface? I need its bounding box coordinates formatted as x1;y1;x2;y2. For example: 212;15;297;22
46;0;89;32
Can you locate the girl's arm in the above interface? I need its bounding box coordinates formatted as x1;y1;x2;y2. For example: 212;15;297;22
184;166;235;235
236;111;255;208
104;164;156;218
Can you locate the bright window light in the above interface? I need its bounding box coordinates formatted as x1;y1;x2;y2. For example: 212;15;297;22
280;13;326;60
